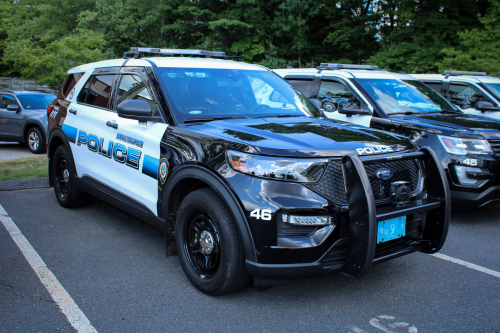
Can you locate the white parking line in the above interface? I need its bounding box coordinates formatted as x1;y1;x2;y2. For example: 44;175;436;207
431;253;500;279
0;204;98;333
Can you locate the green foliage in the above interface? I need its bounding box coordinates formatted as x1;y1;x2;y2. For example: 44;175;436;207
0;0;498;89
439;0;500;76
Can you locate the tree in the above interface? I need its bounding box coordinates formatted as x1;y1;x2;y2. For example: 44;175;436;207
439;0;500;76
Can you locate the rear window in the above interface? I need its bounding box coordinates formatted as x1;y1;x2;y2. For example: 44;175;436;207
59;73;85;99
77;75;116;109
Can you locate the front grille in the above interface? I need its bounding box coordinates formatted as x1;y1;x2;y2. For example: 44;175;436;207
306;158;421;205
488;139;500;157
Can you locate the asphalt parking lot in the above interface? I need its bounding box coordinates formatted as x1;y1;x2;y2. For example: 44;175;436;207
0;142;41;160
1;187;499;332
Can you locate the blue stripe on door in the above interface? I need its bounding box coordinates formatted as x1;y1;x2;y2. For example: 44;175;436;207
142;155;158;179
62;124;78;143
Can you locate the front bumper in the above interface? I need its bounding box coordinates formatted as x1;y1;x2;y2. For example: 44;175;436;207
451;185;500;208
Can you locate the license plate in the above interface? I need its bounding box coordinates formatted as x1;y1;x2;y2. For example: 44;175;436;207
377;216;406;244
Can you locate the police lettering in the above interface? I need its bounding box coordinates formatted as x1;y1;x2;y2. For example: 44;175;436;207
356;146;394;155
77;130;142;169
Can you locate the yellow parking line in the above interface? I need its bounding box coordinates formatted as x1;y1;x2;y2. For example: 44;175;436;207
0;151;36;157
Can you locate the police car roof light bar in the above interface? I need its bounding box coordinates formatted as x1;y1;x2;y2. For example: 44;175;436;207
316;63;380;71
123;47;240;60
443;70;487;76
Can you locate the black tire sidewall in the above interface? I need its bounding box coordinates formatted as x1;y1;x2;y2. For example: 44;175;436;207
27;127;46;154
52;145;77;207
175;189;242;295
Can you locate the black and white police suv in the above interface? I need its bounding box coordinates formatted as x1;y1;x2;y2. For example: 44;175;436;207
276;64;500;208
48;49;450;295
412;71;500;120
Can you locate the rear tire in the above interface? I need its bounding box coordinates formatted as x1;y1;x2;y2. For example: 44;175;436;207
175;188;251;295
52;145;90;208
27;127;46;154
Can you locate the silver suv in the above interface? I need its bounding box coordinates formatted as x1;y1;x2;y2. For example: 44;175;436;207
0;90;56;153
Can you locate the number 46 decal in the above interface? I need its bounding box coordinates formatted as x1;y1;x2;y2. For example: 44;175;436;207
250;209;272;220
463;158;478;166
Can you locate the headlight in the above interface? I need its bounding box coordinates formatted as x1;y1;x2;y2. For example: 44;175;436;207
437;135;492;155
227;150;328;183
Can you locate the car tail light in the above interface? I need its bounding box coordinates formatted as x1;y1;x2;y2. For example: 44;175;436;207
47;105;54;118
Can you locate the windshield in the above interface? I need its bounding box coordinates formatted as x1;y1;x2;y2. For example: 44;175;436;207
483;83;500;101
154;68;321;123
17;94;56;110
357;79;457;115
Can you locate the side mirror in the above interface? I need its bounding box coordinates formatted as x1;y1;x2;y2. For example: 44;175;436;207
338;102;372;116
117;99;152;120
475;101;500;112
6;104;20;112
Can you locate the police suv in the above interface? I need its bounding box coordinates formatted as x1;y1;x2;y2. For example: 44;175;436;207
412;71;500;120
275;64;500;208
48;50;449;295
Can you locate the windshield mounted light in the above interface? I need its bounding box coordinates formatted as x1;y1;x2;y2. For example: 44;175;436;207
437;135;492;155
226;150;328;183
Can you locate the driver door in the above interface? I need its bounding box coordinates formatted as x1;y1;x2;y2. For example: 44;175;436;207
0;94;23;141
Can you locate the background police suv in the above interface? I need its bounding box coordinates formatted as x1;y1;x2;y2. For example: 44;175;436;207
275;64;500;208
48;50;449;295
412;71;500;120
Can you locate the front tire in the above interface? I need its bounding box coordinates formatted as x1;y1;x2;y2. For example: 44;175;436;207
52;145;90;208
27;127;46;154
175;188;250;295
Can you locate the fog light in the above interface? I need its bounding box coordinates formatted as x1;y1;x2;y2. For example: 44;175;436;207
454;165;486;186
282;214;332;226
390;181;411;207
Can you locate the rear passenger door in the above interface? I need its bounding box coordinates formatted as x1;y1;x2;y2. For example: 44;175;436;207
65;70;118;182
99;68;168;216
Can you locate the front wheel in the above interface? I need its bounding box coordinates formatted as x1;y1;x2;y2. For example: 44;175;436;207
175;188;250;295
52;145;90;208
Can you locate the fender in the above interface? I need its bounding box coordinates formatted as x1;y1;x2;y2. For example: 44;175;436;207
162;164;257;262
47;127;76;187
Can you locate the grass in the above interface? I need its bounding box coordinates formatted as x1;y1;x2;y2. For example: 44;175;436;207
0;156;49;181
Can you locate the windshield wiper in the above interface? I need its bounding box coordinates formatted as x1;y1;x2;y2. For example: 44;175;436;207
429;110;462;114
256;114;303;118
390;111;419;116
184;116;248;123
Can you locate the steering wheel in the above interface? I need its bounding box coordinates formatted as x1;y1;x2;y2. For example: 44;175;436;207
250;104;271;113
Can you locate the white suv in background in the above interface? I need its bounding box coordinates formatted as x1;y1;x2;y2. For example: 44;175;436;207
412;71;500;120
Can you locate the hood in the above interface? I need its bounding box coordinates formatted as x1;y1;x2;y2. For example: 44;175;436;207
391;114;500;140
188;117;415;157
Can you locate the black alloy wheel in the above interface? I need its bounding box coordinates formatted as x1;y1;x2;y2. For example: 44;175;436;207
52;145;90;208
184;213;221;279
175;188;250;295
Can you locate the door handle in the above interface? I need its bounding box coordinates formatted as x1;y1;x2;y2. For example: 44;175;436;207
69;108;77;115
106;121;118;129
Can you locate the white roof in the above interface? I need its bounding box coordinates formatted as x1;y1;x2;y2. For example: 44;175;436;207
412;73;500;84
68;57;268;74
273;68;415;80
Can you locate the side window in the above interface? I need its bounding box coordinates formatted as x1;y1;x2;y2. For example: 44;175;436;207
59;73;85;99
85;75;115;109
115;75;157;116
287;79;313;97
1;95;18;109
448;83;489;105
77;77;91;104
423;81;442;94
318;80;360;104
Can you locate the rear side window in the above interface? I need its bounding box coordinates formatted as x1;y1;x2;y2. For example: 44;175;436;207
423;82;442;94
1;95;18;109
59;73;85;99
287;80;313;97
115;75;158;116
77;75;116;109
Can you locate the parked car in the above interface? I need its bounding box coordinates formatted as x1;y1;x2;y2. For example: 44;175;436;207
275;64;500;208
412;71;500;120
0;90;56;153
48;51;449;295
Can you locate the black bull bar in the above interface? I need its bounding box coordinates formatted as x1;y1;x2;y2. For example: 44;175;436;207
341;147;450;278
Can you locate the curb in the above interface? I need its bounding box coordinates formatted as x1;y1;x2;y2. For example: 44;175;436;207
0;177;50;191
